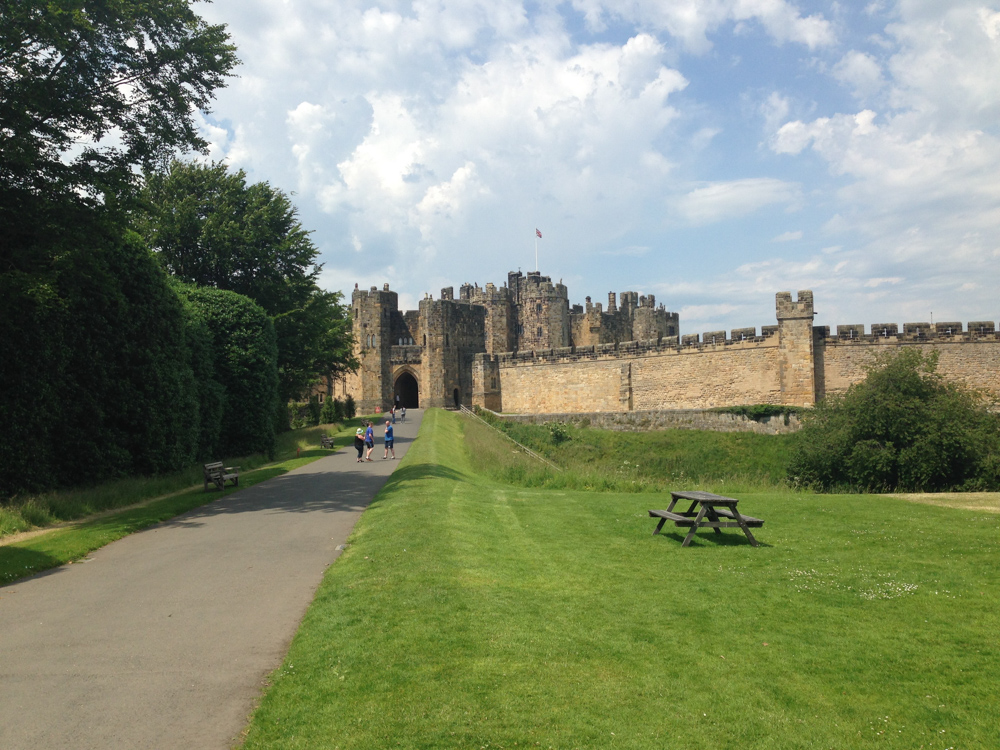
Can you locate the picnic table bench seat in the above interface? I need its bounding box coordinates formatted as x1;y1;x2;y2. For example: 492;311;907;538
708;506;765;526
320;435;334;449
203;462;239;492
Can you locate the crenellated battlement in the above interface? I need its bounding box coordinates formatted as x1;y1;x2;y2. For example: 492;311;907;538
775;290;814;320
817;321;998;343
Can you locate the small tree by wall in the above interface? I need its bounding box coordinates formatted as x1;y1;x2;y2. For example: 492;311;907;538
789;349;1000;492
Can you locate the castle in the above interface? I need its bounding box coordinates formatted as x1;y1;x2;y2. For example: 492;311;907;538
336;271;1000;415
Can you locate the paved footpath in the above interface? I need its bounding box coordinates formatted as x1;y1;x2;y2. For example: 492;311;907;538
0;410;423;749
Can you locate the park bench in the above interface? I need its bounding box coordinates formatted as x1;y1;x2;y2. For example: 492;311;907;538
203;462;240;491
650;491;764;546
320;434;334;449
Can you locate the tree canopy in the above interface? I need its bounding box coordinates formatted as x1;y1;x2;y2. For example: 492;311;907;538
138;160;357;405
1;0;237;206
789;348;1000;492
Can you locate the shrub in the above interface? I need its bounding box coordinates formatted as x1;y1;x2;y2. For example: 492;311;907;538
307;395;322;426
549;422;570;444
320;397;343;424
183;287;279;458
789;349;1000;492
344;394;357;419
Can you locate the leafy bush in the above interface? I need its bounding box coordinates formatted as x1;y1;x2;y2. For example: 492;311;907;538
320;397;343;424
344;394;357;420
789;349;1000;492
183;287;279;459
1;229;206;497
548;422;570;444
307;396;322;426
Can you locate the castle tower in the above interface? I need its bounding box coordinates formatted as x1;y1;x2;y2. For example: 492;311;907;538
419;293;487;408
515;271;570;351
351;283;396;413
776;290;816;406
464;282;517;354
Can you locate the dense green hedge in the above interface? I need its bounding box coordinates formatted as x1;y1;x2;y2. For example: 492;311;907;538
182;287;279;459
1;237;281;500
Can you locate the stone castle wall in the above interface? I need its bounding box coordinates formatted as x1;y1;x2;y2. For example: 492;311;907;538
341;276;998;418
475;292;1000;415
491;337;786;413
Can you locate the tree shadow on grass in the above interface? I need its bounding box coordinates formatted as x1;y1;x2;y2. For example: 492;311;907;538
0;546;65;587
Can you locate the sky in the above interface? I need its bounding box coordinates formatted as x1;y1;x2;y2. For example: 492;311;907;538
194;0;1000;337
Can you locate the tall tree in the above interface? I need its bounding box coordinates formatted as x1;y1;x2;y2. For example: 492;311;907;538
139;161;357;405
0;0;237;230
139;161;319;315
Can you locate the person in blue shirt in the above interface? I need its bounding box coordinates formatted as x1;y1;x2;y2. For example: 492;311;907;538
382;420;395;459
364;421;375;461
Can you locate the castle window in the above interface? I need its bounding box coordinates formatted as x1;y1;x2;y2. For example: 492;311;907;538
446;334;450;346
537;327;542;337
536;303;542;313
372;334;377;346
423;334;426;346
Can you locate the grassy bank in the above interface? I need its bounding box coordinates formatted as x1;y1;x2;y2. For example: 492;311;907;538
466;412;796;493
0;417;376;585
0;418;374;540
241;409;1000;749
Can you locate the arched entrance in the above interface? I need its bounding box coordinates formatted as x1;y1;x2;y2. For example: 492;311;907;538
394;371;419;408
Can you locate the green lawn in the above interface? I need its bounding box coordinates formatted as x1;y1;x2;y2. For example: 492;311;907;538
242;409;1000;749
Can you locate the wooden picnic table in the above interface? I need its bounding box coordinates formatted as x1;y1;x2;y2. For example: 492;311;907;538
649;491;763;547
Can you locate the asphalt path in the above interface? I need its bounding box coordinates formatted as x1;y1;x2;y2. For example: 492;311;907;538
0;410;423;749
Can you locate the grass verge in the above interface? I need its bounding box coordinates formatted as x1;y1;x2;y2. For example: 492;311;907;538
0;418;378;539
0;417;379;585
241;409;1000;749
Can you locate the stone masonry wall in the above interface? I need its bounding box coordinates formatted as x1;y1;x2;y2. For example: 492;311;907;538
817;331;1000;399
493;337;785;413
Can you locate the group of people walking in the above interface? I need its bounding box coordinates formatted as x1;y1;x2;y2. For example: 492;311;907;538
352;399;407;463
354;419;395;462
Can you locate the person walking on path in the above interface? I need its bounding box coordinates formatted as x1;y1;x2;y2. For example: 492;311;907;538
391;405;396;424
354;428;365;462
401;406;406;422
364;421;375;461
382;420;395;459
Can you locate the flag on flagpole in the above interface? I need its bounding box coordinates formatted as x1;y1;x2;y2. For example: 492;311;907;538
535;228;542;238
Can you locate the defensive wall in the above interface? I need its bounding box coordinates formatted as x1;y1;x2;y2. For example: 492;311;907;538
472;291;1000;414
334;278;998;417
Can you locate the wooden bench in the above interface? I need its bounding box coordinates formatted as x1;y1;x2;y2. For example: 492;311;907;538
648;509;697;527
710;507;765;526
320;435;334;449
203;462;239;491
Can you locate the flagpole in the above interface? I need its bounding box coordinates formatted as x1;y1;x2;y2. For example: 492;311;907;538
535;235;538;272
